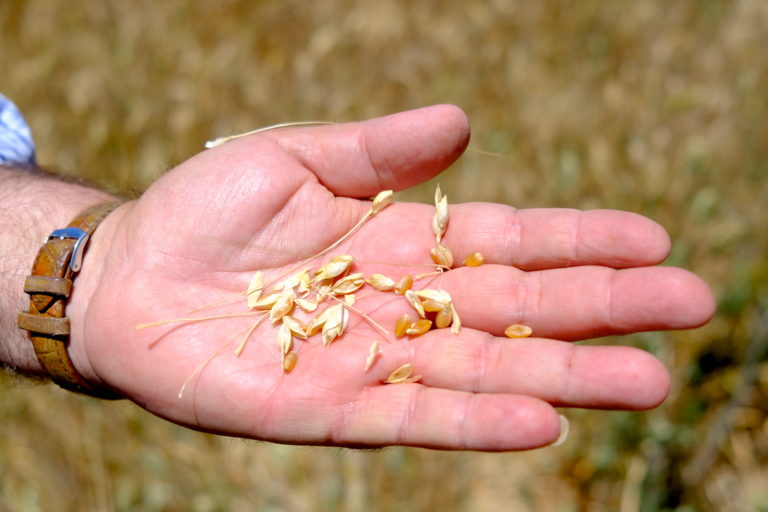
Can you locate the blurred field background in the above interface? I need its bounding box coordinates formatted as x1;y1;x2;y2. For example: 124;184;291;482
2;0;767;510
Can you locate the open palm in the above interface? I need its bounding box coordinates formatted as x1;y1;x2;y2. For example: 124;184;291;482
76;105;714;451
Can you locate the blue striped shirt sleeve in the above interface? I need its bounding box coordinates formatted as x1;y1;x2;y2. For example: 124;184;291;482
0;93;36;166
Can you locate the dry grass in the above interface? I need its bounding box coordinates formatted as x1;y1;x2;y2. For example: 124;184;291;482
2;0;768;510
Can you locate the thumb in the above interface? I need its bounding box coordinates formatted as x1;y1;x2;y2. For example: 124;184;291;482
262;104;471;197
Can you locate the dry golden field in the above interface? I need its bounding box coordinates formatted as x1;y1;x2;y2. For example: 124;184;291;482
2;1;767;510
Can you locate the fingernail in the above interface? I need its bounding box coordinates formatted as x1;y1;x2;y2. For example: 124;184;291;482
551;414;570;447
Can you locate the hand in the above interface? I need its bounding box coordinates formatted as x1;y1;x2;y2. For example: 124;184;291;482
70;105;715;451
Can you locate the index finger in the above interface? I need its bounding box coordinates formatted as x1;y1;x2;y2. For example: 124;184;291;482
353;201;671;272
443;204;671;270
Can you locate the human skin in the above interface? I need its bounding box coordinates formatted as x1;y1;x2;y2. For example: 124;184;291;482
0;105;715;451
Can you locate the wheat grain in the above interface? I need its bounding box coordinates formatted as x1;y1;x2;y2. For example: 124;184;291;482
277;321;294;362
463;252;485;267
435;305;453;329
282;351;298;373
370;189;394;214
420;298;446;312
504;324;533;338
313;254;354;281
394;314;411;338
331;273;366;295
393;274;413;295
282;315;308;339
364;341;381;372
246;271;264;309
432;184;449;243
321;304;347;346
413;288;452;305
404;290;426;318
367;273;395;291
274;269;310;293
430;243;454;268
406;319;432;336
450;303;462;334
295;297;318;312
250;292;282;310
384;363;421;384
269;293;295;323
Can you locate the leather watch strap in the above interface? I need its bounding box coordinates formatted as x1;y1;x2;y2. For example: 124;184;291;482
18;201;123;399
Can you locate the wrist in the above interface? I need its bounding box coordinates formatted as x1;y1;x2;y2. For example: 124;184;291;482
0;166;119;379
65;201;131;388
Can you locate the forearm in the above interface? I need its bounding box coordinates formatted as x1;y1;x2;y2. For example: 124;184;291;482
0;165;118;374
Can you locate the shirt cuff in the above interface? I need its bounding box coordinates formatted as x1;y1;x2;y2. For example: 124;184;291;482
0;93;37;166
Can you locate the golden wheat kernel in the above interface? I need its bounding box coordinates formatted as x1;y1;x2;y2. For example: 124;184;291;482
246;271;264;309
276;269;308;292
394;274;413;295
414;288;452;304
306;316;325;337
282;352;298;373
394;314;411;338
406;319;432;336
277;322;293;357
432;194;449;242
251;292;281;310
314;255;354;281
314;281;333;299
404;290;426;318
270;294;295;323
296;298;318;312
450;304;462;334
368;273;395;291
384;363;414;384
435;305;453;329
421;298;445;313
298;271;311;293
332;273;365;295
332;254;354;264
504;323;533;339
364;341;381;372
321;304;346;346
371;190;394;214
322;326;340;346
306;305;332;336
341;306;350;328
463;252;485;267
430;243;454;268
283;315;307;339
